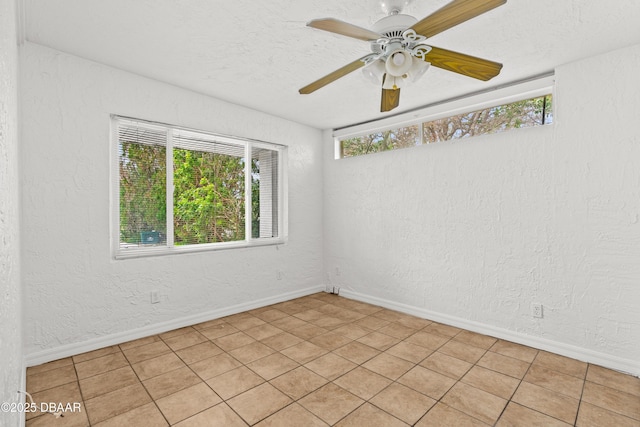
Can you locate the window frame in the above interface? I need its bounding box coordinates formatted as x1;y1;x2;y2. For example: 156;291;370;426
333;73;555;159
110;115;288;259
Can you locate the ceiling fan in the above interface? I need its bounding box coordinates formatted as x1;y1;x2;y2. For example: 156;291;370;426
299;0;506;113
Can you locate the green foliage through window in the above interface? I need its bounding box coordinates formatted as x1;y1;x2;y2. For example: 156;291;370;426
116;118;283;254
340;95;553;158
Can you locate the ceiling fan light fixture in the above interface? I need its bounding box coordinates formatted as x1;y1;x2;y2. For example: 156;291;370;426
362;60;386;85
385;49;413;76
409;57;431;82
382;74;405;90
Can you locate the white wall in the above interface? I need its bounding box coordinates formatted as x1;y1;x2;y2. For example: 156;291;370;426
0;0;23;425
20;42;324;361
324;43;640;375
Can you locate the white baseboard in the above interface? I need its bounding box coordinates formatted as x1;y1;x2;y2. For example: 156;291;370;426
340;289;640;377
25;285;324;367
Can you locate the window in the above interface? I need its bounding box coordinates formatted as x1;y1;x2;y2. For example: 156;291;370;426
339;94;553;158
113;116;286;258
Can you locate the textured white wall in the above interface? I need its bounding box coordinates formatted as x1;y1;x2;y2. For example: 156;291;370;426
324;43;640;372
20;43;324;357
0;0;23;425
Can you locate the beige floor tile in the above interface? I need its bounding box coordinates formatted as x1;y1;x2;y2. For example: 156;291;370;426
84;382;152;425
398;365;457;399
305;352;357;381
260;331;304;351
255;402;328;427
122;340;172;364
477;351;531;379
189;352;242;380
131;352;186;381
244;323;284;340
229;341;275;364
523;364;584;399
27;381;84;421
355;315;391;331
405;330;450;350
512;381;579;424
309;331;353;350
79;365;139;400
312;316;348;330
423;322;462;338
75;351;130;380
377;322;417;339
496;402;571;427
246;352;299;380
92;402;168;427
269;315;308;331
26;364;78;394
334;366;392;400
293;309;325;322
582;381;640;420
118;335;162;351
198;323;239;340
587;365;640;397
253;308;289;322
394;314;433;330
453;331;498;350
174;403;248;427
438;340;487;364
155;382;221;425
373;308;405;322
332;341;381;364
576;401;640;427
357;331;401;351
332;324;373;340
191;318;226;331
420;351;473;380
159;326;196;340
162;330;207;351
224;314;266;331
442;382;508;425
415;403;489;426
26;358;73;377
270;366;328;400
386;341;434;363
175;341;223;364
281;341;328;364
370;383;436;425
298;383;365;425
533;351;588;379
206;366;265;400
142;366;202;400
72;345;120;364
335;402;408;427
289;323;329;340
362;352;414;380
26;410;89;427
461;365;520;399
227;382;292;425
213;331;256;351
489;340;539;363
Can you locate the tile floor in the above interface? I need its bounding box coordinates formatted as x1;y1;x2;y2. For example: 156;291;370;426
25;293;640;426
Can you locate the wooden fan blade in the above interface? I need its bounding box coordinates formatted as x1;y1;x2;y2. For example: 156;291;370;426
299;56;368;94
426;45;502;81
307;18;382;41
381;88;400;112
411;0;506;38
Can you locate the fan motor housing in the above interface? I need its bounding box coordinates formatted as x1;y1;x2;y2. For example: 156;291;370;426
372;14;418;38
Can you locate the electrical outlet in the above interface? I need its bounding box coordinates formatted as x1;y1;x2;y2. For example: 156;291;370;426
151;290;160;304
531;303;543;318
276;270;283;280
331;286;340;295
335;267;341;276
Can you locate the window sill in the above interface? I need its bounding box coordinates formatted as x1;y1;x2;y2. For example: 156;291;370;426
114;237;286;260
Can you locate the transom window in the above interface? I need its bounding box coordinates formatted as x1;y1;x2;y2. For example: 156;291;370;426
339;94;553;158
113;116;286;258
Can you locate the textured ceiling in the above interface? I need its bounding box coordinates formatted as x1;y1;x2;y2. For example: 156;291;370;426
23;0;640;130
